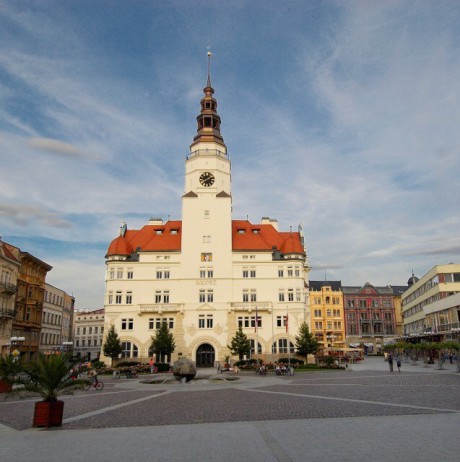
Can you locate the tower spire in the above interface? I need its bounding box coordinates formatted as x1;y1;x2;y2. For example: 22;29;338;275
207;50;212;87
190;51;226;150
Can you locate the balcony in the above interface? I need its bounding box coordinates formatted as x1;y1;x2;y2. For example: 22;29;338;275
230;302;272;313
0;281;16;295
0;308;15;320
139;303;183;314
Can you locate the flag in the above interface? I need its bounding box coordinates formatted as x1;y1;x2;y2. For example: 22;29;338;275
285;313;289;333
255;306;259;333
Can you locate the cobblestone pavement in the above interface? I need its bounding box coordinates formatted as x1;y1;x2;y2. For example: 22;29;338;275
1;358;459;462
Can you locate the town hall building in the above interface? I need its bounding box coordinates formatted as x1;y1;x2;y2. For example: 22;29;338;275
101;60;309;366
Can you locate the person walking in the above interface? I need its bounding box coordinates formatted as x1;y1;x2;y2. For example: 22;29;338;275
388;353;394;372
149;357;155;374
396;357;401;372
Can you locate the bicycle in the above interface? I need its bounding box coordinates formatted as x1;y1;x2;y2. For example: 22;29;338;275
84;379;104;391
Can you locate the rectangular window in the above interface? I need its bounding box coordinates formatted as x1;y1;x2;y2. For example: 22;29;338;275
243;268;249;278
296;289;301;302
108;292;113;304
115;291;122;304
278;268;284;277
94;327;98;334
88;327;92;334
250;290;257;302
155;291;162;303
295;267;300;277
314;309;321;317
117;268;123;279
200;269;206;278
279;291;285;302
164;291;170;303
199;290;206;303
126;292;132;304
288;289;294;301
121;318;133;330
315;321;323;329
243;290;249;302
207;270;213;278
127;270;133;279
207;290;213;303
250;269;256;278
156;270;163;279
287;267;293;277
198;314;213;329
164;270;170;279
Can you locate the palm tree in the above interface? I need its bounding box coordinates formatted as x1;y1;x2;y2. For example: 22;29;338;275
20;353;86;427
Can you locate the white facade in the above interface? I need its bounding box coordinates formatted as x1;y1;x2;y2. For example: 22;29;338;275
101;73;309;366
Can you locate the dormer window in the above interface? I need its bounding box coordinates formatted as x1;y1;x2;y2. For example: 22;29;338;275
171;229;178;235
252;229;260;234
155;229;163;235
237;229;245;234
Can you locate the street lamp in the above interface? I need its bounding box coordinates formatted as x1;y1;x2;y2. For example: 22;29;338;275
10;336;25;362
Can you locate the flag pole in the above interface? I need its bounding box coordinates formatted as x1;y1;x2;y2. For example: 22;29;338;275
286;305;291;370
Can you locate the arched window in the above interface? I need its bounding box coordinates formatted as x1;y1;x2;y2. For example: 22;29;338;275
271;339;295;354
250;339;262;355
121;341;138;358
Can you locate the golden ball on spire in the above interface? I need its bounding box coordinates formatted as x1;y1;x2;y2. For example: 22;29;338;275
207;51;212;57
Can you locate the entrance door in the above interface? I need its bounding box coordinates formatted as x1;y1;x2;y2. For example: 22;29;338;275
196;343;215;367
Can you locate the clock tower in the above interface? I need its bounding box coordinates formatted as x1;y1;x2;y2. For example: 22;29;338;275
181;53;233;279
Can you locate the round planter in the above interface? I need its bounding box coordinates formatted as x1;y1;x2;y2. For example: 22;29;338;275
33;400;65;427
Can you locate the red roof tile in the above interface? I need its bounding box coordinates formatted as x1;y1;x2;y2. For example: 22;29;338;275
106;220;304;256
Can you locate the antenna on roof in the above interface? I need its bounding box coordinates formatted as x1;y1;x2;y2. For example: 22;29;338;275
246;214;249;221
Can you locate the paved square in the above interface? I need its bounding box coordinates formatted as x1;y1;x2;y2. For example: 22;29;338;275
1;358;459;461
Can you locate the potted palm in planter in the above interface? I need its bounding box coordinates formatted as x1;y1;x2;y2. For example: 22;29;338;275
0;355;20;393
20;353;86;427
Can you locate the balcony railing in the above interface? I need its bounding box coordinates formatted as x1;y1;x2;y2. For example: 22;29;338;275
230;302;272;312
187;149;228;160
139;303;183;314
0;281;16;294
0;308;15;319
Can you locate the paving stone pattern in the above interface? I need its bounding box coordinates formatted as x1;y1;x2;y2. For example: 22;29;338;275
1;369;458;431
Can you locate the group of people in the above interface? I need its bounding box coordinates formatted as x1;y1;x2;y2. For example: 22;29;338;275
275;362;291;375
386;353;401;372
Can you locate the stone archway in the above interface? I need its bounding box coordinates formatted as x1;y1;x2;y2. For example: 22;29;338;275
196;343;215;367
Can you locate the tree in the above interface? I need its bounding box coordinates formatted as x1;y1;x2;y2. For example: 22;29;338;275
228;327;251;360
103;326;122;366
150;322;176;362
295;322;319;363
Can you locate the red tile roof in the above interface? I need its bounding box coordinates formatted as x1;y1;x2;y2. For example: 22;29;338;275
106;220;304;256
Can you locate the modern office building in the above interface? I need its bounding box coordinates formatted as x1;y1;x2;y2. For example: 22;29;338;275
402;263;460;341
101;63;309;366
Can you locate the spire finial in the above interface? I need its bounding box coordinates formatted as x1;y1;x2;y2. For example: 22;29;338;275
207;49;212;87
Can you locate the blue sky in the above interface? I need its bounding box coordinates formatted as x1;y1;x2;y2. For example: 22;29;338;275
1;1;460;309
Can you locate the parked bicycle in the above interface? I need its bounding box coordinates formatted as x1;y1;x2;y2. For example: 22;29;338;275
84;379;104;391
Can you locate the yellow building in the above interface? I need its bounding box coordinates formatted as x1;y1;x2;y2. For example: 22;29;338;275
309;281;345;352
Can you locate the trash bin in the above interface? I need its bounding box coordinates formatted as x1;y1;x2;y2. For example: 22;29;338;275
289;366;294;376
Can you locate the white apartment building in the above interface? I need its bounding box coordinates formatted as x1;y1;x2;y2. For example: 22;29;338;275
402;263;460;339
101;65;309;367
40;284;75;355
74;309;105;360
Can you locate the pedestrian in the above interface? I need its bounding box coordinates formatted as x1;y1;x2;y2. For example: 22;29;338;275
396;358;401;372
149;357;155;374
449;352;453;364
388;353;394;372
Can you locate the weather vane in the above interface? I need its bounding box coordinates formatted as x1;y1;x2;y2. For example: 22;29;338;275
207;48;212;85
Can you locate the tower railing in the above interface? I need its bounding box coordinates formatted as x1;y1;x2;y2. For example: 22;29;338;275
186;149;228;160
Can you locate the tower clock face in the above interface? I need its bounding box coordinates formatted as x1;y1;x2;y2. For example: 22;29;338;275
199;172;215;187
